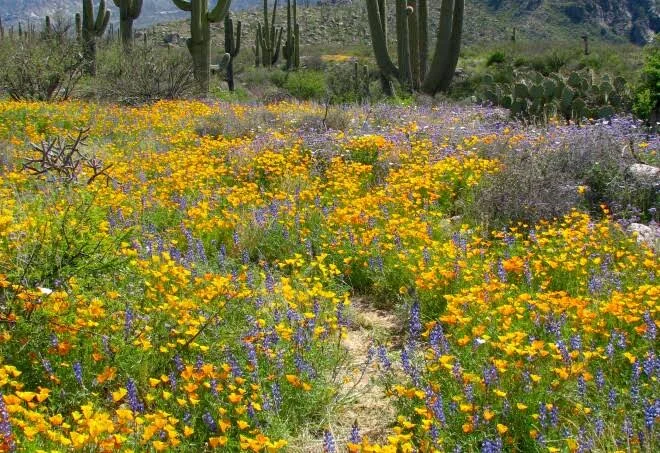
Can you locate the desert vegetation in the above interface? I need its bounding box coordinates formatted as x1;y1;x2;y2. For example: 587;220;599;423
0;1;658;452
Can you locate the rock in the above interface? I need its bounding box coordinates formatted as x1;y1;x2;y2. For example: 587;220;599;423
627;164;659;184
627;223;659;249
163;32;180;45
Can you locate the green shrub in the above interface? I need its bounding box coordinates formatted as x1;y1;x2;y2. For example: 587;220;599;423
633;47;660;123
486;51;506;66
326;63;363;104
282;70;327;101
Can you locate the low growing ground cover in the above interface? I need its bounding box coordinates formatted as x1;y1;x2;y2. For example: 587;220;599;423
0;100;657;452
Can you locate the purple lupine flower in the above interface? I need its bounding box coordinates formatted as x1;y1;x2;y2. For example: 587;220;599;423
194;355;204;372
431;393;446;426
535;433;546;447
401;346;413;376
622;417;633;439
210;379;218;397
409;300;422;341
644;400;656;430
124;305;134;340
577;427;594;453
643;311;656;341
464;384;474;403
173;354;184;372
615;331;627;349
483;365;498;387
102;335;113;358
265;271;275;293
577;375;586;399
423;247;431;265
524;260;533;285
608;388;617;409
225;350;243;378
539;402;548;428
41;357;53;375
556;340;571;364
642;353;655;378
0;392;16;452
452;360;463;381
497;259;507;282
430;423;439;444
323;430;336;453
195;239;207;264
349;422;361;444
337;301;349;328
126;378;144;413
202;412;218;432
481;437;502;453
73;362;83;385
244;341;258;372
595;417;605;436
429;323;449;356
377;346;391;372
550;405;559;427
271;383;282;412
570;335;582;352
595;369;605;389
294;354;316;378
606;341;615;359
232;230;240;246
588;273;603;295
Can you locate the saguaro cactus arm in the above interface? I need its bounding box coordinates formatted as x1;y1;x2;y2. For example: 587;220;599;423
113;0;144;18
208;0;232;22
113;0;144;46
172;0;192;11
417;0;428;79
365;0;399;80
438;0;463;92
420;0;455;95
234;21;242;54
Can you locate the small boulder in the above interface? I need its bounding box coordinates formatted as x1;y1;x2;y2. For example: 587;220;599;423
627;163;659;184
163;33;180;45
627;223;659;249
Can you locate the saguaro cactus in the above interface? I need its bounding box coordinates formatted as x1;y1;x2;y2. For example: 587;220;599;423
82;0;111;75
112;0;143;49
224;13;241;91
257;0;283;67
283;0;300;70
75;13;82;42
43;16;52;39
365;0;463;95
172;0;232;94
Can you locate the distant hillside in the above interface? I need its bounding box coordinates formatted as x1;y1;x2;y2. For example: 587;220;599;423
0;1;658;45
477;0;660;45
0;1;259;27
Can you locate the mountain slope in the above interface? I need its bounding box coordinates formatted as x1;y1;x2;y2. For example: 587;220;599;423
478;0;660;44
0;1;658;45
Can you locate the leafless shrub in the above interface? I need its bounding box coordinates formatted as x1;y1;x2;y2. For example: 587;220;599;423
0;38;84;101
23;128;114;186
466;127;657;228
96;44;194;104
195;108;276;139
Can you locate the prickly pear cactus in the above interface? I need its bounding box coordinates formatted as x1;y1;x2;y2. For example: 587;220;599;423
479;67;632;124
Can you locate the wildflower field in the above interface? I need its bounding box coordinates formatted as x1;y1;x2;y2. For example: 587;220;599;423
0;100;657;452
